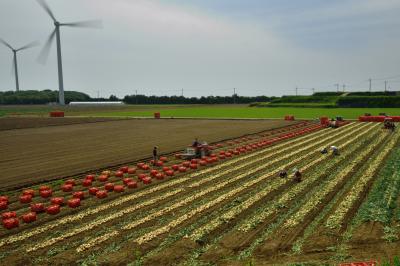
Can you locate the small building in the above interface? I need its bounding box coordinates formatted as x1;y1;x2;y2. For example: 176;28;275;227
68;101;124;105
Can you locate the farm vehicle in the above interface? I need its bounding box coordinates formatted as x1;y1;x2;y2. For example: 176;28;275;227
320;116;347;128
178;142;212;160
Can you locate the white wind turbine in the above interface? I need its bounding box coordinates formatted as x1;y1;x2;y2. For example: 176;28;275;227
0;38;39;91
36;0;102;105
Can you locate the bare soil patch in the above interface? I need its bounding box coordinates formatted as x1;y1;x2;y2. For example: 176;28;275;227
0;118;294;190
0;117;125;131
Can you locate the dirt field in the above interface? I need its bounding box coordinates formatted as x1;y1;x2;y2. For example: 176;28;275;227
0;118;295;190
0;117;125;130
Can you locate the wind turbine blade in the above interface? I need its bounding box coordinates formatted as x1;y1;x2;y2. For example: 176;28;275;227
37;30;56;64
0;38;14;50
61;20;103;29
17;41;40;51
36;0;57;22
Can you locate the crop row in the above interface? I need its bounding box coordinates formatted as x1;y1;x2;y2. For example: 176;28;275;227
131;124;364;245
325;131;400;229
189;123;378;239
2;122;316;211
188;123;356;190
353;143;400;224
282;131;389;229
0;178;189;249
186;125;328;180
236;125;380;233
0;124;325;248
72;126;360;251
229;126;388;261
0;124;347;257
25;189;183;252
15;125;330;250
72;124;362;250
72;126;351;251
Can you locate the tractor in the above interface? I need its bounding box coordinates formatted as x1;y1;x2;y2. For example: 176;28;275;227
179;142;212;160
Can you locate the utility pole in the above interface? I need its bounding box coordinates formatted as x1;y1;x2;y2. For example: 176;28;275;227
295;87;298;96
181;88;183;97
369;78;372;92
135;90;138;105
97;90;100;99
335;84;339;92
312;88;315;94
342;84;345;92
233;88;236;104
384;81;387;92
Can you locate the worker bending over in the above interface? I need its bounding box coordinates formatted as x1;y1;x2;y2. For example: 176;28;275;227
279;170;287;178
292;168;302;183
320;147;328;154
330;145;339;155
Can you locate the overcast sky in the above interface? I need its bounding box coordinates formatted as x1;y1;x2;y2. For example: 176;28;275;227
1;0;400;98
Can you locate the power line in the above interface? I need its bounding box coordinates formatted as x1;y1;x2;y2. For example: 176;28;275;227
373;74;400;81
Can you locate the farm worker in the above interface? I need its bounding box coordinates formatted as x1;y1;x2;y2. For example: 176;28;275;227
320;147;328;154
293;168;302;182
192;138;200;148
152;146;158;164
192;138;201;157
279;170;287;178
330;145;339;155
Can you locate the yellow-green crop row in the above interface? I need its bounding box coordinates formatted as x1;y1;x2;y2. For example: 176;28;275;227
132;124;367;245
190;123;378;239
0;178;188;249
237;124;380;232
75;124;361;251
282;131;389;229
325;131;400;229
190;123;359;189
2;124;340;252
26;189;183;252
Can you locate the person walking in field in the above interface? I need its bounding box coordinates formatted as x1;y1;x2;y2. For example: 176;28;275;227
153;146;158;165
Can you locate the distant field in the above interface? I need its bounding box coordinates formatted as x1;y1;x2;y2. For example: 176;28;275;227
1;104;399;119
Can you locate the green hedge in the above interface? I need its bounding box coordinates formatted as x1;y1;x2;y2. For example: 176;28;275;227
347;91;398;96
337;96;400;107
313;92;344;96
0;90;91;104
270;95;338;104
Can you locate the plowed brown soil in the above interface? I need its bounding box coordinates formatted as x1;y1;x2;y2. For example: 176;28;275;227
0;117;125;130
0;118;295;190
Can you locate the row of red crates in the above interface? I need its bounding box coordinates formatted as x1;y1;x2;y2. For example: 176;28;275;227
359;116;400;122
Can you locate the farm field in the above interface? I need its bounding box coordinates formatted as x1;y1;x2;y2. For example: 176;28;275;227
1;104;400;119
0;120;399;265
0;118;295;190
0;117;126;131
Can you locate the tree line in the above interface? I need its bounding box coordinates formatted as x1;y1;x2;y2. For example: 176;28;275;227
0;90;275;105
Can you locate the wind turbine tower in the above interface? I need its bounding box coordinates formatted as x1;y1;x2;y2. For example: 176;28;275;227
36;0;102;105
0;39;38;91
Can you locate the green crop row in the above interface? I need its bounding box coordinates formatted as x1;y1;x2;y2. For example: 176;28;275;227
356;143;400;224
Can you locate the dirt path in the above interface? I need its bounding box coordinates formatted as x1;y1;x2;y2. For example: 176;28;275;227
0;119;294;190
